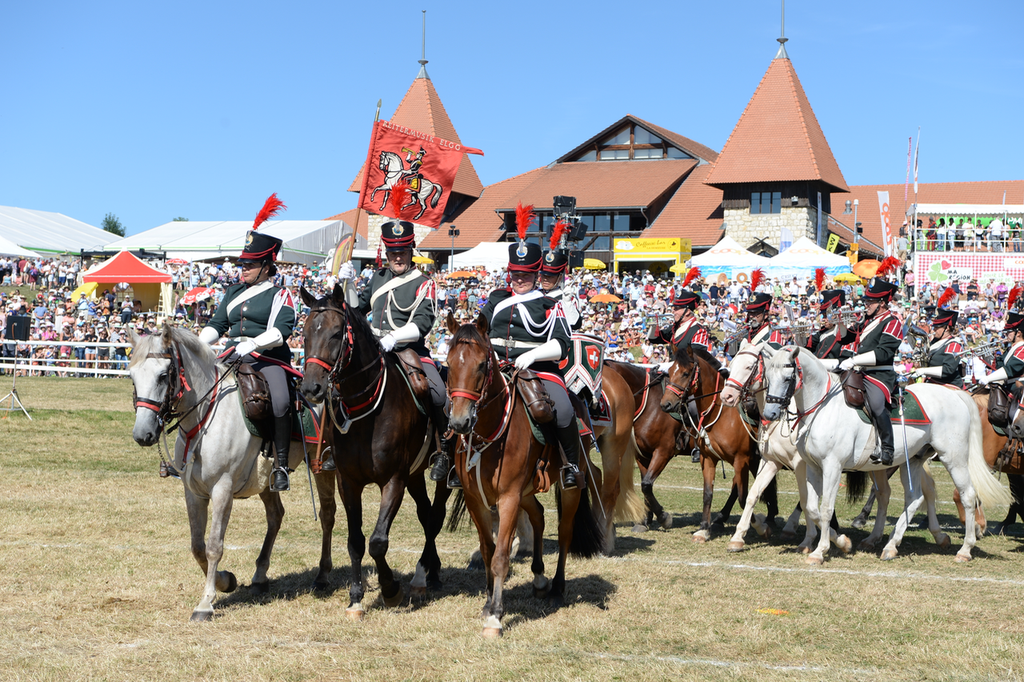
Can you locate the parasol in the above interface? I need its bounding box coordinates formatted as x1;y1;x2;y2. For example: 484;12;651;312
181;287;214;305
583;258;606;271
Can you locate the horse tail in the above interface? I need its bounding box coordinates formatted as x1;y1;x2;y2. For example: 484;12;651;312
614;432;646;524
429;183;442;209
446;489;468;532
555;481;605;559
845;470;869;504
956;390;1012;508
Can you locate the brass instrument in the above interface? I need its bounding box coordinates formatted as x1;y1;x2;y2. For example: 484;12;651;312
644;313;676;331
827;305;862;326
722;322;750;347
954;340;1004;361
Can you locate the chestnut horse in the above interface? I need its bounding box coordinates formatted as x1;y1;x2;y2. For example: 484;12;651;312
444;313;603;637
298;286;451;618
659;344;779;542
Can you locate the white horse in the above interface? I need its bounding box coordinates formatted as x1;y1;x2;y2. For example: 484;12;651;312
129;325;332;621
721;341;931;555
368;150;443;219
760;345;1009;564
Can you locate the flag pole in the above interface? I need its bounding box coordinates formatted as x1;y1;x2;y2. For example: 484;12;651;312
333;98;383;278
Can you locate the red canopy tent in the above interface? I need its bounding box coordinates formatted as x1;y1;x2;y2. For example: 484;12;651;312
83;251;172;312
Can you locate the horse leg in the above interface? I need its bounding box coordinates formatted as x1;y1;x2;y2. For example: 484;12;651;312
368;476;407;608
918;464;951;549
728;460;779;552
484;492;522;637
940;453;981;562
549;485;583;610
712;481;739;528
189;482;235;621
632;454;653;533
860;470;892;551
640;446;673;531
851;485;876;530
250;489;284;595
465;495;496;620
803;463;830;564
338;478;367;619
520;495;547;597
407;473;450;596
993;475;1024;534
693;454;715;543
312;471;337;591
882;462;928;561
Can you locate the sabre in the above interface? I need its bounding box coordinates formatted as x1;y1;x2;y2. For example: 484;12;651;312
897;381;913;494
297;401;319;520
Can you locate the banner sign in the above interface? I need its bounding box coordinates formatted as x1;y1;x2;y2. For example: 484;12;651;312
357;120;483;229
878;191;893;257
826;233;840;253
914;252;1023;290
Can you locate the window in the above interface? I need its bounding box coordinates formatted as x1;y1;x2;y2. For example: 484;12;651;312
600;149;629;161
605;128;630;145
592;215;611;250
613;215;632;231
750;191;782;214
633;128;662;145
578;150;597;162
666;147;690;159
632;148;662;160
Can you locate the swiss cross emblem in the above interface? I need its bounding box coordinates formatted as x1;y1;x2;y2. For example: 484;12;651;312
587;347;600;370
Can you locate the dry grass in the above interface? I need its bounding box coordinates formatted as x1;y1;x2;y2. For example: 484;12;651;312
1;376;1024;681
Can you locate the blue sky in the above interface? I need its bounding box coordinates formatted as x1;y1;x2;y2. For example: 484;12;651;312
2;1;1021;236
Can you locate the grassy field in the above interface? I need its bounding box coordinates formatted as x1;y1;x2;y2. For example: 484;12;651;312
1;376;1023;681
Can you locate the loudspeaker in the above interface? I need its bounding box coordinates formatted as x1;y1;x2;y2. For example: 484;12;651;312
6;315;30;342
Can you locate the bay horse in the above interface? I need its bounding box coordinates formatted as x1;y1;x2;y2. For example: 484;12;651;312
444;312;604;637
298;285;450;618
659;344;780;543
761;345;1010;564
129;325;336;621
603;359;776;536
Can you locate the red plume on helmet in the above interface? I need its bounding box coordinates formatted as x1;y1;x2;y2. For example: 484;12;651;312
815;268;825;293
550;219;570;251
936;287;956;310
388;181;411;220
515;202;535;242
1008;285;1023;311
681;266;701;288
750;268;765;291
876;256;901;278
252;193;286;230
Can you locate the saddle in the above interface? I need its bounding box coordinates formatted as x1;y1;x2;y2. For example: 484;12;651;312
236;364;272;423
841;369;866;410
988;384;1010;429
395;348;431;415
513;369;555;425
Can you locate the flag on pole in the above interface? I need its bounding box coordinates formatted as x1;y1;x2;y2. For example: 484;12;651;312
904;137;912;202
913;127;921;195
878;191;893;257
356;120;483;229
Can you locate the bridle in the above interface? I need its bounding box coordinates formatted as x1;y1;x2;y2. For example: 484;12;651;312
764;354;803;412
727;347;765;404
132;345;190;423
447;334;514;444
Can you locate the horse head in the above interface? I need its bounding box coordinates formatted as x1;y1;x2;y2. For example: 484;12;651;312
660;344;698;415
299;284;349;404
378;150;402;173
721;340;763;408
445;310;493;435
128;323;178;447
1010;392;1024;440
762;346;800;422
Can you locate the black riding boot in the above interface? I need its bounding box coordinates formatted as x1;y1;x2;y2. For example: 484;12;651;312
270;414;292;492
427;404;457;486
687;396;701;462
869;407;895;467
555;422;581;489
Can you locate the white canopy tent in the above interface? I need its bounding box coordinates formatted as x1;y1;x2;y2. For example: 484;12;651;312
689;235;770;278
0;205;116;255
0;234;41;258
450;242;511;272
104;220;348;266
767;236;852;279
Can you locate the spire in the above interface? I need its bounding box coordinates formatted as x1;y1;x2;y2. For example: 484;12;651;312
416;10;430;80
775;0;789;59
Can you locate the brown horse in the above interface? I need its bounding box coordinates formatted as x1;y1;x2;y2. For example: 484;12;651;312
444;312;603;637
604;359;777;536
298;285;451;618
659;344;778;542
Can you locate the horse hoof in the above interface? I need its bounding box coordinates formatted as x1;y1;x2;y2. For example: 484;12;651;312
955;552;972;563
691;531;709;544
382;586;404;608
805;555;823;566
467;557;485;571
547;594;565;610
858;539;877;551
250;580;270;596
880;548;898;561
345;606;365;621
850;515;867;530
781;531;797;543
936;533;951;549
752;514;768;538
800;545;812;554
482;615;502;638
218;572;237;594
726;541;746;553
410;584;427;598
190;610;213;622
632;524;649;534
427;577;443;592
659;513;673;529
836;535;853;554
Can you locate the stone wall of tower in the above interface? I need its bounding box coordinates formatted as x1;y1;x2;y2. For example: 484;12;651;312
723;205;825;251
366;213;434;252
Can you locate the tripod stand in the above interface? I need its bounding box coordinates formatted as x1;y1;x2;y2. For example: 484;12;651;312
1;345;32;420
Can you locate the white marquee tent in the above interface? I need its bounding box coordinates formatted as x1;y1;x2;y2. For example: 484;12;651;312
0;234;41;258
450;242;510;271
104;220;348;266
0;205;116;255
689;235;770;278
767;236;852;279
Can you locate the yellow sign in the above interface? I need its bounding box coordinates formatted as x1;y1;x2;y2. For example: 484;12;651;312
826;234;840;253
613;237;685;254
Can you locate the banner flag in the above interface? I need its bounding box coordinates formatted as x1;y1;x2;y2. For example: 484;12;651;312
826;233;840;253
356;120;483;229
904;137;912;202
878;191;893;257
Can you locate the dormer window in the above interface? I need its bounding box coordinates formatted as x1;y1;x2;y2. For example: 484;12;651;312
571;123;693;162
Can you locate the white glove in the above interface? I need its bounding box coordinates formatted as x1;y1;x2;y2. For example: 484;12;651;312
338;262;356;282
909;368;922;378
198;326;220;346
838;358;855;371
515;349;540;370
234;340;257;357
820;359;839;370
379;334;396;352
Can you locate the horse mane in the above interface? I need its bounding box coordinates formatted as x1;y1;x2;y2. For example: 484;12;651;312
451;321;486;347
129;325;221;384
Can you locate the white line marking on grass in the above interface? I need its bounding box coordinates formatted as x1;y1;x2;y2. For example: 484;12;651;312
610;555;1024;586
588;651;875;675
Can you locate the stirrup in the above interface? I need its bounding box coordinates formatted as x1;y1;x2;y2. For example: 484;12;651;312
691;447;701;463
560;464;580;489
446;467;462;489
429;453;450;482
159;460;180;479
270;468;290;492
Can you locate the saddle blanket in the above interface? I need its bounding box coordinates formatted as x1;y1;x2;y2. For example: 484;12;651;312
856;389;930;426
590;390;612;428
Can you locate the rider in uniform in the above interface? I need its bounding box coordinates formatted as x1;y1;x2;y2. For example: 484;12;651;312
336;220;453;484
538;221;581;331
480;206;580;488
199;194;297;492
978;286;1024;388
824;259;903;466
745;270;785;350
808;288;847;360
910;288;964;388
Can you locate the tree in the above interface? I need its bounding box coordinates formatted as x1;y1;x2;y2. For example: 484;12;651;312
173;217;189;222
102;213;125;237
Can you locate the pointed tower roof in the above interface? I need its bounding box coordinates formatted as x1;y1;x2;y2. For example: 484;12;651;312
705;50;849;193
348;72;484;199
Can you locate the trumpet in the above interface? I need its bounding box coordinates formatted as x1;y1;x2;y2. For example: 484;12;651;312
772;320;816;338
827;306;862;326
954;340;1004;361
644;313;676;331
722;323;750;347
